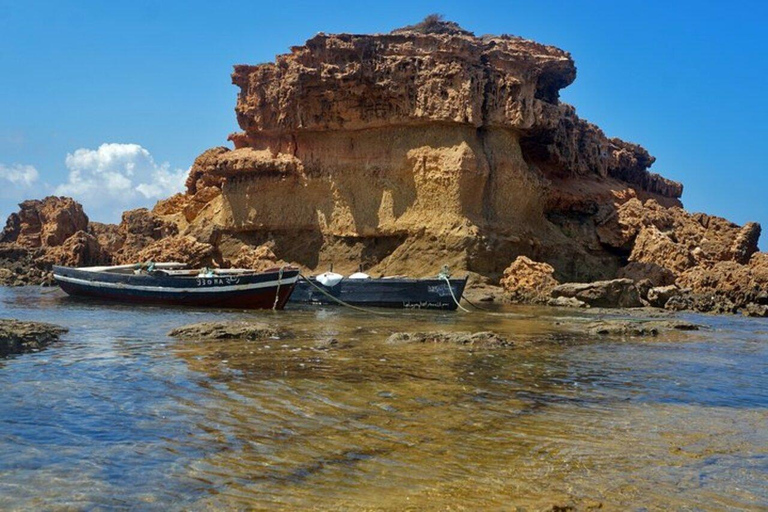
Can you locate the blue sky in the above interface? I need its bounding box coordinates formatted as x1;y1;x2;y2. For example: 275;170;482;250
1;0;766;241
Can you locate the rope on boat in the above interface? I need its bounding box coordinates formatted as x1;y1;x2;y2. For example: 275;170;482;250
440;275;470;313
272;266;285;311
297;273;395;316
459;293;495;312
272;266;284;311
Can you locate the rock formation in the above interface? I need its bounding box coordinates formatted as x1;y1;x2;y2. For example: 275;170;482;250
154;17;684;283
1;17;765;317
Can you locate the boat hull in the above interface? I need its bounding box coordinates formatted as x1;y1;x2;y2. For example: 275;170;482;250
289;276;468;310
53;266;299;310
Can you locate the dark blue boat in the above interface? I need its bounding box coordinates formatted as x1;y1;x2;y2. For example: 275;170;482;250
289;272;468;310
53;263;299;309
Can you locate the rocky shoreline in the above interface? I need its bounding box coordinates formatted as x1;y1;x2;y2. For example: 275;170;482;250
1;18;766;319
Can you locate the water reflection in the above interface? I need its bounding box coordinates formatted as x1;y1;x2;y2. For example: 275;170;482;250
0;287;766;510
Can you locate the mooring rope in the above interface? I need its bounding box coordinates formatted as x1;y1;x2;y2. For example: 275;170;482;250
459;293;495;312
272;266;284;311
440;275;470;312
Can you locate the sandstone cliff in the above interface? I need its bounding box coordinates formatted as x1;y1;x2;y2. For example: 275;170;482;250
156;18;685;282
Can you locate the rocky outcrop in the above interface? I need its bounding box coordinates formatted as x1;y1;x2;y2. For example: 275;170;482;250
225;243;282;272
0;197;106;284
169;321;286;340
1;18;765;319
501;256;558;303
386;331;514;348
154;18;683;283
133;235;218;268
551;279;643;308
0;319;67;356
0;197;88;248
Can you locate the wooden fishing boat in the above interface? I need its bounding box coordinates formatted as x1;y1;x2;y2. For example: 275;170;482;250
52;263;299;309
289;271;469;310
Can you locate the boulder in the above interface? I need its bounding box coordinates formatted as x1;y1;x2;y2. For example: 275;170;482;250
500;256;559;304
551;278;642;308
0;319;67;356
646;285;680;308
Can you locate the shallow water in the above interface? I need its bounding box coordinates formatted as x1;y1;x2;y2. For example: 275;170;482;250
0;287;766;510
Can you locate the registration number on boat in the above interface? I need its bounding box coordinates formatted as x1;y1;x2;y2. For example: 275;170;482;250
196;277;241;286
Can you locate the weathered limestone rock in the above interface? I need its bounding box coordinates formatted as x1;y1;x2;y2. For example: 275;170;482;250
547;296;588;308
169;321;286;340
500;256;559;303
225;243;282;271
134;235;217;268
43;230;111;267
0;319;67;356
551;278;642;308
386;331;514;348
2;197;88;248
646;285;680;308
585;319;699;337
172;18;683;281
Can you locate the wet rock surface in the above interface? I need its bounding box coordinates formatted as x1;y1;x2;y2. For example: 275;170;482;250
386;331;515;348
551;279;642;308
168;321;287;340
584;319;700;337
0;318;68;356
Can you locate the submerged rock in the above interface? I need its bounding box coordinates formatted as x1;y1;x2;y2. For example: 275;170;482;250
586;319;700;337
0;319;67;356
386;331;514;348
168;321;286;340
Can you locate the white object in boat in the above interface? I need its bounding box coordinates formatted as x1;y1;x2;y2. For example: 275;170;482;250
316;271;344;287
348;272;370;280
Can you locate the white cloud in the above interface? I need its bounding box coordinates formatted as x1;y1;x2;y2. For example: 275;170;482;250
55;143;187;222
0;163;39;188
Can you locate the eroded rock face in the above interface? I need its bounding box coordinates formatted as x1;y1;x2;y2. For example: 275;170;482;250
551;279;643;308
3;197;88;248
501;256;559;303
133;235;218;268
164;19;683;282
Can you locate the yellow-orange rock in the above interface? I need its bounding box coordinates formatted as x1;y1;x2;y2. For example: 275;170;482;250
225;244;283;272
2;197;88;248
178;19;683;282
133;235;217;268
500;256;559;303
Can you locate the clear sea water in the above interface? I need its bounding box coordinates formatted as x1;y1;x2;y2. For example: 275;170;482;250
0;287;766;510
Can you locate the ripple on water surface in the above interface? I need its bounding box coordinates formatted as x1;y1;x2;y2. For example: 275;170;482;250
0;287;766;510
